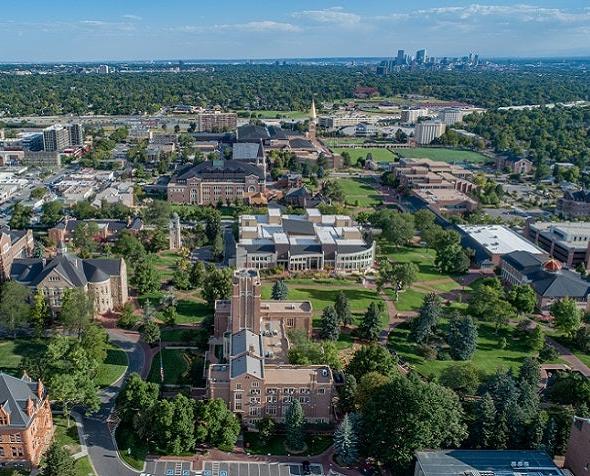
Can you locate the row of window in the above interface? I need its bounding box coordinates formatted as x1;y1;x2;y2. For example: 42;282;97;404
0;434;21;443
0;446;24;457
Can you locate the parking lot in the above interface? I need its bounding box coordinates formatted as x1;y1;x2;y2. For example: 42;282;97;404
201;461;323;476
143;460;194;476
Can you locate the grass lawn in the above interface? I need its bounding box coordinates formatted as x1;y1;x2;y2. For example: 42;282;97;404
389;318;534;380
244;433;332;456
95;344;128;388
153;250;181;281
332;147;396;163
0;339;45;376
551;335;590;368
397;147;488;164
337;177;382;207
378;244;442;282
160;328;205;343
147;348;204;386
116;423;147;471
391;288;429;313
261;283;380;318
53;415;96;476
175;298;210;324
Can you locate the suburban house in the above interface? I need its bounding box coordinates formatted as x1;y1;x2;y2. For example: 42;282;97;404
0;373;53;469
206;269;335;427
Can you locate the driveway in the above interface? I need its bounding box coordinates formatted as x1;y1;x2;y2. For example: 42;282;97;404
80;329;146;476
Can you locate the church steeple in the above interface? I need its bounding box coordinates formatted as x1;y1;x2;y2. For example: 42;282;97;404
310;98;317;123
308;97;317;139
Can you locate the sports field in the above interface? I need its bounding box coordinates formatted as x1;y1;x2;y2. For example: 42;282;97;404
397;147;488;163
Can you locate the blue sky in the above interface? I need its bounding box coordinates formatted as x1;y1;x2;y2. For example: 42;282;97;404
1;1;589;61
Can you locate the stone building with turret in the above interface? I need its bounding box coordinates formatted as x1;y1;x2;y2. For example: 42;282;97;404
0;373;53;469
206;269;335;427
10;250;128;315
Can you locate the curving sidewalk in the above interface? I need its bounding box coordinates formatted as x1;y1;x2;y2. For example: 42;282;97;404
79;328;147;476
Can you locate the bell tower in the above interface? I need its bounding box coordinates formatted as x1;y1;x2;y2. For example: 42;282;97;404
230;269;261;334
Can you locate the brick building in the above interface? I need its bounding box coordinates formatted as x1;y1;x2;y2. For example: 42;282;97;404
167;160;265;206
0;227;34;282
48;217;143;245
557;190;590;219
0;373;53;469
495;156;533;175
526;221;590;271
207;269;335;427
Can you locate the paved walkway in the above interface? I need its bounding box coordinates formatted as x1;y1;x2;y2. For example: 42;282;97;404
546;336;590;377
79;328;146;476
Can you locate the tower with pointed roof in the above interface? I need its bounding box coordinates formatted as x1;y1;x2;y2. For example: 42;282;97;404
308;98;317;139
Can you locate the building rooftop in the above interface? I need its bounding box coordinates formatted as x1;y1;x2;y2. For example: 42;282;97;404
263;365;332;385
459;225;543;256
529;221;590;249
415;450;562;476
0;373;46;429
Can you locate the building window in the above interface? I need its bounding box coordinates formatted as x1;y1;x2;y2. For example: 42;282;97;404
251;381;260;388
0;447;4;456
12;446;24;457
9;434;21;443
317;388;326;394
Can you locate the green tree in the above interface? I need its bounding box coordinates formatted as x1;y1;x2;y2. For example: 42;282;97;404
377;261;418;299
116;373;159;431
358;302;381;341
319;305;340;341
142;318;161;346
508;284;537;315
39;442;76;476
338;374;358;413
189;260;206;288
433;229;470;274
551;298;582;338
60;288;93;339
355;371;390;409
371;210;415;247
72;221;100;258
471;392;498;449
30;289;50;337
131;254;161;295
439;363;480;396
362;376;467;468
255;417;275;446
40;200;63;227
285;399;306;452
113;230;146;262
335;291;353;326
202;267;233;306
8;202;32;229
118;302;138;328
447;313;478;360
346;344;397;381
519;357;541;387
195;398;240;450
153;393;196;454
410;293;442;343
81;324;108;363
271;280;289;300
0;281;31;335
334;413;359;466
172;257;192;290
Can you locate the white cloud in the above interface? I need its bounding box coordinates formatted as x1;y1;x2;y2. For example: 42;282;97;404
176;21;301;34
292;7;361;25
122;14;142;21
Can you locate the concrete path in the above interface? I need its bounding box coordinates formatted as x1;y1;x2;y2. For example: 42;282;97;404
546;336;590;377
78;328;147;476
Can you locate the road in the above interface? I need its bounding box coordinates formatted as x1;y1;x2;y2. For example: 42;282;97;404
80;329;145;476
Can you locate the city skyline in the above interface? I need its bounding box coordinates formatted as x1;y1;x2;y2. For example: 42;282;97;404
0;0;589;62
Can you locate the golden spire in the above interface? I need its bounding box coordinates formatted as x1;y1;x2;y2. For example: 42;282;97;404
310;98;317;123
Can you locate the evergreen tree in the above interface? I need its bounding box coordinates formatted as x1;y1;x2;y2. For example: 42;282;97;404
189;260;206;288
33;240;45;258
118;302;138;328
335;291;352;326
30;289;50;337
542;416;557;456
142;319;161;346
334;413;359;466
131;254;161;295
172;257;191;290
471;392;497;449
447;313;478;360
40;443;76;476
338;374;358;413
410;293;442;344
271;280;289;300
320;306;340;341
285;400;306;452
518;357;541;387
358;302;381;341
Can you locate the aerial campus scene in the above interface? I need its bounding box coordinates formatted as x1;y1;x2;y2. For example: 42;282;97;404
1;1;590;476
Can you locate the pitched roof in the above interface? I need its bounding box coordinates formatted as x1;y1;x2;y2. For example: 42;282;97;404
232;142;264;161
172;160;264;181
237;124;270;142
231;329;262;357
289;138;315;150
230;354;264;379
0;373;44;428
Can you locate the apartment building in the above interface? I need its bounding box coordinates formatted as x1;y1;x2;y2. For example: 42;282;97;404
197;111;238;132
11;251;129;315
42;124;83;152
207;269;335;427
401;108;429;124
236;208;375;273
0;227;34;281
526;221;590;270
414;121;446;145
0;373;53;469
167;160;266;206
